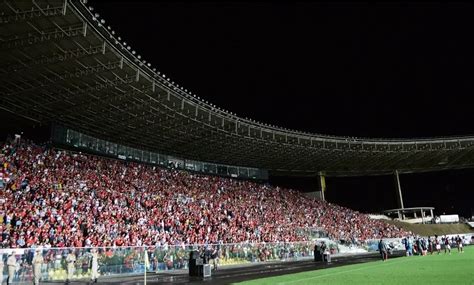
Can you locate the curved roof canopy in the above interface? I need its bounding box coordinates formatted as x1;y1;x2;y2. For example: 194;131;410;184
1;0;474;177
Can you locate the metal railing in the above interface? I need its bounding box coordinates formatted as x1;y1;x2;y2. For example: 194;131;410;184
0;241;317;283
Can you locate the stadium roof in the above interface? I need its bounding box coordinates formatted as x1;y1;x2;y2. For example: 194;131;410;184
1;0;474;177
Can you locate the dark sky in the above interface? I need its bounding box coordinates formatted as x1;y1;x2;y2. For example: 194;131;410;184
90;1;474;139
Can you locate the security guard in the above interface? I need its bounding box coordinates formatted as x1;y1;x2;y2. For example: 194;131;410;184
65;250;76;284
32;248;44;285
90;248;99;284
7;251;17;285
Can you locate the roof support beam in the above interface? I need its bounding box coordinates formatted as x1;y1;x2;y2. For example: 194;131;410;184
0;24;84;49
1;44;104;74
0;4;64;24
7;61;121;96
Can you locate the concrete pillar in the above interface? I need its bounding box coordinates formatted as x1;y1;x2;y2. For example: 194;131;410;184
394;170;404;209
318;172;326;201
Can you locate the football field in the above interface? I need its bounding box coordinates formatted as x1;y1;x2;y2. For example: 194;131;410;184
236;246;474;285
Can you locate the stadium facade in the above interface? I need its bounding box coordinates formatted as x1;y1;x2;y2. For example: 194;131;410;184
1;0;474;180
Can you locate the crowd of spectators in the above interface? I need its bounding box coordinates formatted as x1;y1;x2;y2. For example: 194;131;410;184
0;139;409;249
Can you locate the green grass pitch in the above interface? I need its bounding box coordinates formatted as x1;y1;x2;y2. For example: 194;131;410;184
236;246;474;285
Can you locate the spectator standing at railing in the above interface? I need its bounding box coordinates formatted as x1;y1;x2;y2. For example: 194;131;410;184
32;248;43;285
65;250;76;284
6;251;16;285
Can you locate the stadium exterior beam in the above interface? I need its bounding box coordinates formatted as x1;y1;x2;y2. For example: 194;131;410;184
394;170;404;212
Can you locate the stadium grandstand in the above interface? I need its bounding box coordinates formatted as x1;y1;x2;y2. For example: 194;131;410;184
1;0;474;284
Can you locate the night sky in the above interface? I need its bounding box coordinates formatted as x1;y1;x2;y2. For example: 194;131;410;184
5;1;474;217
90;1;474;138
